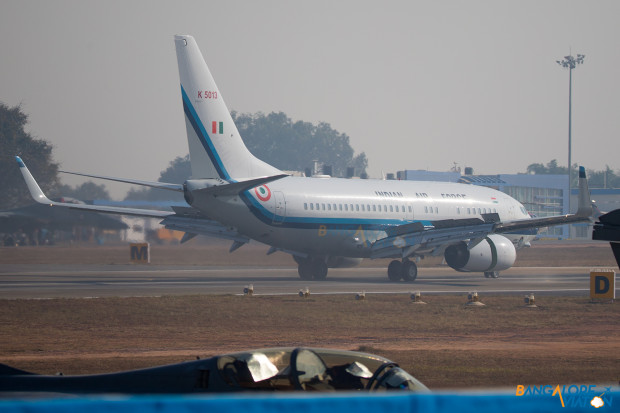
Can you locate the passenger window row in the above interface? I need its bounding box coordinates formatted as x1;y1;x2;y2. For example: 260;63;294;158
301;202;498;216
456;207;498;215
303;203;413;214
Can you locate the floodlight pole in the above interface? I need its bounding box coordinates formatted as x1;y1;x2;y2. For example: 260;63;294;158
556;53;585;216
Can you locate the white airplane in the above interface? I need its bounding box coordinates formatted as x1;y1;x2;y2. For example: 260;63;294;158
16;35;595;282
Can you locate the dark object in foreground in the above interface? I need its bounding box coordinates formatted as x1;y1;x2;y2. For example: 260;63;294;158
0;347;429;396
592;209;620;268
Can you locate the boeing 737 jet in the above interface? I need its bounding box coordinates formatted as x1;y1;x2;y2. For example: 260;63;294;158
17;35;599;282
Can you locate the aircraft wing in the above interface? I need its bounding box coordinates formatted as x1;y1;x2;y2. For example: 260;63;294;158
371;217;497;259
371;167;593;259
17;156;249;244
494;167;593;233
60;170;183;192
17;157;173;219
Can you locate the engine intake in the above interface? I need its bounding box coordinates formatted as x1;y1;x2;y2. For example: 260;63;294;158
444;234;516;272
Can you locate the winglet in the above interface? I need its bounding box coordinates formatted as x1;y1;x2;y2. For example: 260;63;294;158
15;156;54;205
576;166;592;218
15;156;173;218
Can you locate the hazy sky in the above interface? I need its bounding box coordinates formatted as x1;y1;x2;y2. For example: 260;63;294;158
2;1;619;199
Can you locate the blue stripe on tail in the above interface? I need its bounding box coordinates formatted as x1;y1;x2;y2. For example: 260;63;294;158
181;85;230;180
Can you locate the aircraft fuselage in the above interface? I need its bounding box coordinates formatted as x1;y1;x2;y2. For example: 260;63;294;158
193;176;533;258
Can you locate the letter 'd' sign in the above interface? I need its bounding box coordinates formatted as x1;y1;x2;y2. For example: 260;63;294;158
590;270;615;300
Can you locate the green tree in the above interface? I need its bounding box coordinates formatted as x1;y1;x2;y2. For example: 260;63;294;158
587;166;620;188
0;103;59;209
526;159;568;175
526;159;620;188
233;111;368;177
159;155;191;184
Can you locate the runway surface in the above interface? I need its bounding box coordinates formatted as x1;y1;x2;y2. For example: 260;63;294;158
0;264;611;299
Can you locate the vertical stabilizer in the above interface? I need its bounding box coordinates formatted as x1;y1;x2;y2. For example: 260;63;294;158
174;35;281;181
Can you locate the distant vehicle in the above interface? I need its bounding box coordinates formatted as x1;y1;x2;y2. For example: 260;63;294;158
0;347;429;395
17;35;608;282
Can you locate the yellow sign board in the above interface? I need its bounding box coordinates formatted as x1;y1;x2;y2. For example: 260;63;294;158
590;270;615;300
130;243;150;264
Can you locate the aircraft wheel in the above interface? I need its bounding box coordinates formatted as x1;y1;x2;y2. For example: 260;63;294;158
401;260;418;282
298;261;314;280
313;261;328;281
387;260;403;282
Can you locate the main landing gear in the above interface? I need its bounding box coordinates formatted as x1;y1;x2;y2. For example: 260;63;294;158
297;257;328;281
387;259;418;282
484;271;500;279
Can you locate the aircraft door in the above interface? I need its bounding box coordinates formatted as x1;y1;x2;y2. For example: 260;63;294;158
273;191;286;224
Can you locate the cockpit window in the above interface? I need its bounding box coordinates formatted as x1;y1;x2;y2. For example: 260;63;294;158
242;352;279;382
345;361;373;379
368;364;427;391
217;350;290;389
291;348;332;390
215;348;428;393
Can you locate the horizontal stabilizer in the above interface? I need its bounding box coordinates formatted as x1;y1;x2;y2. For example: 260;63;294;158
194;174;288;197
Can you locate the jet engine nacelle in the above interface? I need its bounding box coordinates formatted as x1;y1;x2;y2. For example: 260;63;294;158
444;234;516;272
183;179;222;206
183;182;194;206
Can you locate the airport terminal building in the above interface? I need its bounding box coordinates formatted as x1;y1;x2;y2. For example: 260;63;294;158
397;169;620;239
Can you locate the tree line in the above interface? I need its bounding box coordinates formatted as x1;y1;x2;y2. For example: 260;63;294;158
527;159;620;188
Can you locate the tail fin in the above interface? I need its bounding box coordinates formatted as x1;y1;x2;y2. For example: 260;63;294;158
174;35;281;181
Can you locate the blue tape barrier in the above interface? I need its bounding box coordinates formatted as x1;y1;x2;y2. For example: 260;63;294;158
1;391;617;413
